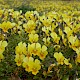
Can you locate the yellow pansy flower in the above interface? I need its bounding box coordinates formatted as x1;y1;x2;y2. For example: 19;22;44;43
38;45;48;60
68;63;72;68
68;35;80;51
62;34;67;46
64;58;70;65
25;11;38;21
42;26;50;36
43;37;51;46
31;59;41;75
63;15;71;24
75;47;80;54
54;52;64;65
0;41;8;54
40;16;52;27
31;43;41;56
25;11;33;20
0;21;14;32
64;27;73;37
0;9;3;17
54;45;60;51
23;20;36;33
75;53;80;64
39;15;46;23
64;58;72;68
12;11;20;19
15;54;25;66
26;44;33;57
58;28;63;36
51;23;57;32
28;33;39;43
23;57;34;72
15;42;27;55
50;32;60;44
47;64;56;73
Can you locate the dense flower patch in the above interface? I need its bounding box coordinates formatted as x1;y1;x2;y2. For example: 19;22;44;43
0;0;80;80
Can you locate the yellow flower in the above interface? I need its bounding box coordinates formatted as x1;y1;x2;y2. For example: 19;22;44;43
50;32;60;44
42;27;50;36
68;35;80;51
0;21;14;32
4;10;8;17
54;45;60;51
73;23;80;33
64;27;73;37
75;47;80;54
68;63;72;68
0;41;8;48
28;33;39;43
43;37;51;46
0;34;5;40
25;11;33;20
40;16;52;27
58;28;63;36
0;41;7;61
23;20;36;33
23;57;41;75
23;57;34;72
64;58;70;65
18;21;22;25
47;64;56;73
15;54;25;66
44;18;52;27
75;53;80;63
25;11;38;21
39;15;46;23
54;52;64;65
15;42;27;55
26;44;33;57
0;9;3;17
31;59;41;75
63;15;70;24
12;11;20;19
51;23;58;32
38;45;48;60
62;34;67;46
31;43;41;56
0;41;8;54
